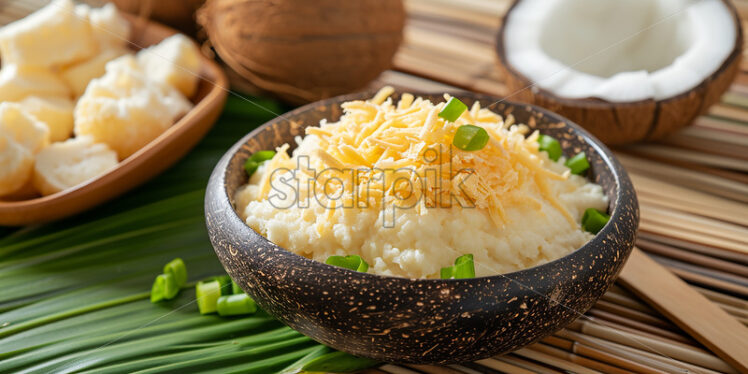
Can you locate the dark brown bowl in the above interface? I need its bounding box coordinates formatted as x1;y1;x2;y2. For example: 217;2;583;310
204;91;639;364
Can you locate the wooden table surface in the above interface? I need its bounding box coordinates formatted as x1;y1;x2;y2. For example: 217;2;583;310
1;0;746;373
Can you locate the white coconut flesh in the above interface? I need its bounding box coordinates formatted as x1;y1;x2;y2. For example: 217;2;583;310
503;0;736;102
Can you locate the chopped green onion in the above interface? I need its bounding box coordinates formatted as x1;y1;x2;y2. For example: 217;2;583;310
565;152;590;175
231;279;242;294
301;351;380;372
244;150;276;176
163;258;187;287
150;273;179;303
452;125;489;151
325;255;369;272
438;97;468;122
244;160;259;177
216;293;257;316
440;254;476;279
196;280;222;314
244;159;260;177
582;208;610;234
249;150;276;162
537;135;562;161
212;275;233;295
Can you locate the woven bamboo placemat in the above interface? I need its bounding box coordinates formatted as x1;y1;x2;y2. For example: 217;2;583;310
2;0;746;373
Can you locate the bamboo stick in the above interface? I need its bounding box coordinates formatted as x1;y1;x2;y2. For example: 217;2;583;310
587;318;696;348
405;365;464;374
444;365;481;374
528;343;637;374
567;319;721;367
513;347;603;374
592;300;674;330
556;330;705;374
648;253;748;289
620;249;748;372
610;340;729;374
557;329;737;374
636;192;748;229
470;359;536;374
405;0;501;29
379;365;422;374
684;119;748;146
639;205;748;245
542;336;669;374
600;289;661;314
621;144;748;172
694;116;748;137
657;132;748;161
639;222;748;255
693;285;748;309
617;153;748;202
637;232;748;265
637;238;748;277
492;355;564;374
664;265;748;298
709;104;748;123
628;173;748;226
585;309;694;345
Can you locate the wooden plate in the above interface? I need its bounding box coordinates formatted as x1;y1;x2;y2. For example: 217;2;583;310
0;14;228;226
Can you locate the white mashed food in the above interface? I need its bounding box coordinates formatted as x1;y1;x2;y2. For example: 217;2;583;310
235;88;608;278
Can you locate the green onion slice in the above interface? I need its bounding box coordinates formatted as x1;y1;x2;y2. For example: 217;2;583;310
163;258;187;287
325;255;369;272
150;273;179;303
438;97;468;122
244;150;276;177
196;280;222;314
453;125;489;151
211;275;233;295
582;208;610;234
565;152;590;175
217;293;257;316
440;254;476;279
231;279;242;295
301;351;380;372
537;135;562;161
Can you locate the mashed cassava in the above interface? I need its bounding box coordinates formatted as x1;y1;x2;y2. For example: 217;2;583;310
234;88;607;278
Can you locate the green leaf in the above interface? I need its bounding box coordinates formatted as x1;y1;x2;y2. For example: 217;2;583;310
301;351;380;372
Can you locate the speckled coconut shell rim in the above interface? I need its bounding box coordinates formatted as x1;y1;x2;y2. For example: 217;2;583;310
495;0;743;107
205;91;639;363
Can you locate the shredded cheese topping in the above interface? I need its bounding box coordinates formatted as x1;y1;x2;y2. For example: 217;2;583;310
255;87;574;227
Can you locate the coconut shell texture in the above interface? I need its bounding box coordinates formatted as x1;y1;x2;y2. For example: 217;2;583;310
496;0;743;145
197;0;405;104
204;91;639;364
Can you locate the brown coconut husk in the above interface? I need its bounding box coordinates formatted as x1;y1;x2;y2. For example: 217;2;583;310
197;0;405;104
495;0;743;145
109;0;205;36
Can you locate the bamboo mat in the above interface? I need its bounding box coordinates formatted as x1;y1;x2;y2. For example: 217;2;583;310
2;0;747;373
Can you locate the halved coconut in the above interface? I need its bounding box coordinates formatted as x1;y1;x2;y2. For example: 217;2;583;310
496;0;742;144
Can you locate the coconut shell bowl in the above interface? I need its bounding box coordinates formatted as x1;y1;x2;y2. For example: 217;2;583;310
204;91;639;364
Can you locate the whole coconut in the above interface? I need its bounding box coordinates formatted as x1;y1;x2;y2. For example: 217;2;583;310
197;0;405;103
